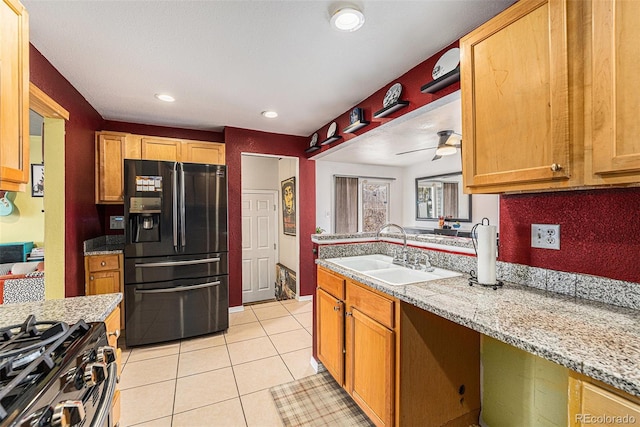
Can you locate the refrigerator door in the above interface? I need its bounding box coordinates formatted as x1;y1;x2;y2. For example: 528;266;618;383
125;252;228;284
125;275;229;346
180;162;228;254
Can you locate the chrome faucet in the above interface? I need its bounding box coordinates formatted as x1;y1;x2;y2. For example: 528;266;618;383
377;223;408;266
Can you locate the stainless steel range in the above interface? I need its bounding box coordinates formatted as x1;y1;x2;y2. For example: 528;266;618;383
0;315;117;427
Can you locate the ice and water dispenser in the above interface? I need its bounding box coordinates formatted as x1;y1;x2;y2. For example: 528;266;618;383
128;175;163;243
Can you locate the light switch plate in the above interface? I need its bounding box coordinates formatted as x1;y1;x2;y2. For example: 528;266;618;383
531;224;560;250
110;216;124;230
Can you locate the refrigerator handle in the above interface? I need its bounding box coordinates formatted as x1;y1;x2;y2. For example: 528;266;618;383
180;162;186;248
172;162;179;251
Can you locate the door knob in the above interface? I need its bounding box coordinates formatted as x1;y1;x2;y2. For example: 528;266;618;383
550;163;562;172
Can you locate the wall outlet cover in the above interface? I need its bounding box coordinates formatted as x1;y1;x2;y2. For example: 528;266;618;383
531;224;560;250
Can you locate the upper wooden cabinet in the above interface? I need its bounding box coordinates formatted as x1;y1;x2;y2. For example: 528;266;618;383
461;0;640;193
587;0;640;185
0;0;29;191
461;0;579;193
95;131;225;204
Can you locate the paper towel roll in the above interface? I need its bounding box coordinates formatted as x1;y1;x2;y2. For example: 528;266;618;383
477;224;497;285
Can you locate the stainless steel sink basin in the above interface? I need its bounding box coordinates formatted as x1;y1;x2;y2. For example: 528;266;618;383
326;254;461;285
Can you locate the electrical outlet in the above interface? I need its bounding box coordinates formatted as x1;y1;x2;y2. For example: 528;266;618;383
531;224;560;250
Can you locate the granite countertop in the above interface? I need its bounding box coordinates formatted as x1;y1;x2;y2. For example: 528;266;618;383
312;232;475;253
84;245;124;256
0;293;123;328
83;235;124;256
317;259;640;398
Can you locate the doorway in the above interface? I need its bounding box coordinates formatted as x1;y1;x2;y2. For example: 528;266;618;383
240;154;299;304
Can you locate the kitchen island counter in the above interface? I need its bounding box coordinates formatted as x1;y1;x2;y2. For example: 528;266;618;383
0;293;123;327
317;258;640;398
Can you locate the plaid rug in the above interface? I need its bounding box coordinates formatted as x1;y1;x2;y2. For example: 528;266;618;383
270;371;374;426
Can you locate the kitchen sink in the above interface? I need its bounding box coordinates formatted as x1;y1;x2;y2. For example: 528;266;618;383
326;254;461;285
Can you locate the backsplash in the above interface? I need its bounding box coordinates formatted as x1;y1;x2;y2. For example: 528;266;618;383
499;187;640;283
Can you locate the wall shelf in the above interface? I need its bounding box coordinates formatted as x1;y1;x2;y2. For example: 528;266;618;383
343;120;370;134
305;145;321;153
420;67;460;94
373;100;409;118
320;135;343;146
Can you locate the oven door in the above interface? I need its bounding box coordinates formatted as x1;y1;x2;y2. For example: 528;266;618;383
125;275;229;347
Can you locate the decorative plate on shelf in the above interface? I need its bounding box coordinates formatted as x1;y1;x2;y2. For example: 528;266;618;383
327;122;337;138
383;83;403;108
350;107;363;124
432;47;460;80
309;132;318;147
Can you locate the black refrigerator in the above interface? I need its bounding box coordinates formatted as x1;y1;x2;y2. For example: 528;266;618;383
123;159;228;346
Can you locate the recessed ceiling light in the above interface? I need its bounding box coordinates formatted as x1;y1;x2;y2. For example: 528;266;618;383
262;110;278;119
331;7;365;32
155;93;175;102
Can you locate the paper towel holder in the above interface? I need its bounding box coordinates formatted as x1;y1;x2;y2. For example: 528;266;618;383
470;217;503;290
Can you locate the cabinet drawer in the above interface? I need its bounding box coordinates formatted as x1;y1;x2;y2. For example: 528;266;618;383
88;254;120;272
111;389;121;426
582;382;640;421
346;280;394;329
318;266;345;300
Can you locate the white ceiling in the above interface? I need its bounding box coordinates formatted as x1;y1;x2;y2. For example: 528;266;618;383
24;0;514;140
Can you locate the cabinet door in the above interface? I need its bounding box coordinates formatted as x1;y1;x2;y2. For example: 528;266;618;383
461;0;571;193
141;137;182;161
346;307;395;427
87;270;121;295
569;374;640;426
183;142;225;165
0;0;29;190
96;133;126;203
590;0;640;183
316;288;344;385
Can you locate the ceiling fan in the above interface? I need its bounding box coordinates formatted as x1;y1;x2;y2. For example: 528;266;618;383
395;130;462;161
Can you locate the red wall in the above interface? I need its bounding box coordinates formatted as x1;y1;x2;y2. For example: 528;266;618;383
499;188;640;283
224;127;315;307
308;41;461;156
30;45;105;297
103;120;223;142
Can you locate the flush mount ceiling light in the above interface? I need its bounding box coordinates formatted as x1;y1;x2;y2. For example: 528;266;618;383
262;110;278;119
155;93;175;102
330;7;365;32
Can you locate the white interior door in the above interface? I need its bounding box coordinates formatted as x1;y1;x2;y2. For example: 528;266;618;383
241;191;277;303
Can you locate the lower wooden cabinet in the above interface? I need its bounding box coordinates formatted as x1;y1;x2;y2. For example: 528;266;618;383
85;253;124;328
316;265;481;427
104;306;122;427
569;372;640;426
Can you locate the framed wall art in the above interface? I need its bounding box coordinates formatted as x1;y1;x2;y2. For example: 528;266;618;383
31;164;44;197
281;176;296;236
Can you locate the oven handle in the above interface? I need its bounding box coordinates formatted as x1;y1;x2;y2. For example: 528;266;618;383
90;362;117;427
135;257;221;268
135;281;221;295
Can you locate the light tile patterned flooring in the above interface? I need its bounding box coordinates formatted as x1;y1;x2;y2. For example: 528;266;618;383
118;298;314;426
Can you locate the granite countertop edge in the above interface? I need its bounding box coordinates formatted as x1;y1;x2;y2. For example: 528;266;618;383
84;246;123;256
0;293;123;327
316;259;640;398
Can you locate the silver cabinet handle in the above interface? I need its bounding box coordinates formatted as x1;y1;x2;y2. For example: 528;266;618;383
135;257;221;268
550;163;562;172
135;281;221;294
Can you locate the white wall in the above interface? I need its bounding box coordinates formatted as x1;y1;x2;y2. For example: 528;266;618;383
278;158;298;279
241;155;280;190
315;157;499;234
401;156;500;232
315;161;404;233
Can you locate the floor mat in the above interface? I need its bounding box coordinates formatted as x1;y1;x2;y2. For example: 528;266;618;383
270;371;375;427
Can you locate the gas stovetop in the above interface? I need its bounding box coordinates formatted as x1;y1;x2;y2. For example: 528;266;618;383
0;315;115;427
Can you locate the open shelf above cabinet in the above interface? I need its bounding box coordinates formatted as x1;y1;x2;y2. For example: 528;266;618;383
305;145;321;153
320;135;343;146
343;120;370;134
373;100;409;118
421;67;460;94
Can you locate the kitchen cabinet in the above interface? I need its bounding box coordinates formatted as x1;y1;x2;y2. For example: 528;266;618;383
104;306;122;427
141;137;182;161
0;0;29;191
316;266;481;427
460;0;583;193
568;372;640;426
95;132;141;203
85;253;124;327
586;0;640;185
95;131;225;203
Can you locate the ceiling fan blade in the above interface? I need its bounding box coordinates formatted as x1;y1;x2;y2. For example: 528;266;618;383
431;153;442;161
395;146;437;156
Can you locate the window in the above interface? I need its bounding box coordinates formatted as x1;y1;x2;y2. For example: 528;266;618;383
334;176;390;233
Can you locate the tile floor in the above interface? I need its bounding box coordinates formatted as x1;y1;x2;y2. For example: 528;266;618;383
118;298;315;427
